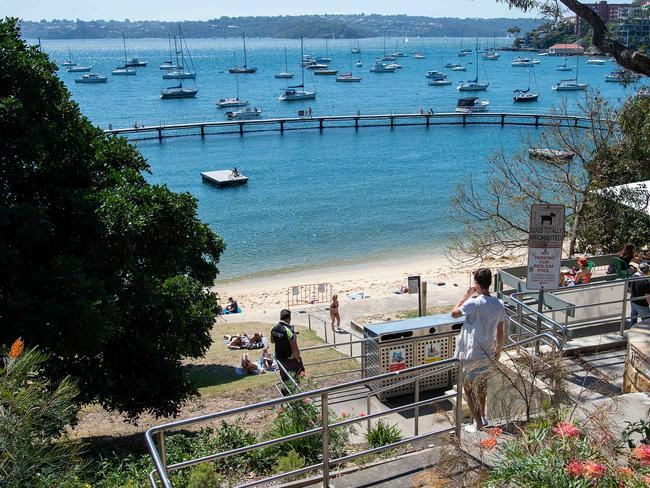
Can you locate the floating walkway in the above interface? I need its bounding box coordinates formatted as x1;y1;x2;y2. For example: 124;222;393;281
105;112;599;142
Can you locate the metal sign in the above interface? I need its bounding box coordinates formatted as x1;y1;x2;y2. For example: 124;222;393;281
408;276;420;294
528;204;565;248
527;204;566;290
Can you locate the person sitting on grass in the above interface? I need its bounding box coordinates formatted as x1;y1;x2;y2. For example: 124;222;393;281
226;335;244;349
241;352;261;375
261;347;277;371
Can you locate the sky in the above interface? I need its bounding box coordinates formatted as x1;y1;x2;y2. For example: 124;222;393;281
6;0;539;21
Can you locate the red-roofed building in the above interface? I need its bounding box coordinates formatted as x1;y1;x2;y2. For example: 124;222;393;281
548;43;585;55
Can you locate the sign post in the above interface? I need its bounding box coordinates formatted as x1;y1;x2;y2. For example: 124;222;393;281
526;204;565;290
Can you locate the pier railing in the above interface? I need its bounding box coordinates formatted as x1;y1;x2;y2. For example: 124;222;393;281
105;112;599;141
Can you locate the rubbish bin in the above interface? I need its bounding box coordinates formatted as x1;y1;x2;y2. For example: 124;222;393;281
364;314;464;399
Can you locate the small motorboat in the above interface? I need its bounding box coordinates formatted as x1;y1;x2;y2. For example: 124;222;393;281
336;72;361;82
217;97;249;108
426;70;447;79
529;148;575;161
452;65;467;71
586;57;606;65
455;97;489;113
112;67;137;75
514;90;539;102
67;65;93;72
74;73;108;83
226;107;262;120
428;79;452;86
314;69;338;75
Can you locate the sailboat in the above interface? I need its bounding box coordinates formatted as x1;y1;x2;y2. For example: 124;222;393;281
62;46;76;67
382;35;396;61
336;54;362;82
279;35;316;101
120;35;147;67
67;64;93;73
514;66;539;102
457;40;488;91
555;56;573;72
160;80;198;99
162;28;197;80
229;33;257;74
275;47;295;78
112;35;137;75
552;55;588;91
159;35;177;70
316;38;332;64
351;41;361;54
458;34;471;57
482;33;500;60
218;55;249;107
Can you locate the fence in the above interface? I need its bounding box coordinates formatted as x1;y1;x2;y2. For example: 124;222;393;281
287;282;332;308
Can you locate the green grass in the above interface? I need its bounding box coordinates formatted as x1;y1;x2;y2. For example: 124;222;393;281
395;306;454;320
187;322;360;396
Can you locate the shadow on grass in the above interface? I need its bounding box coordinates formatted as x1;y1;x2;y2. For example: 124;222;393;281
186;363;240;389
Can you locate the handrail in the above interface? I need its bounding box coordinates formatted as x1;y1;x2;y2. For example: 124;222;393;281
145;356;464;488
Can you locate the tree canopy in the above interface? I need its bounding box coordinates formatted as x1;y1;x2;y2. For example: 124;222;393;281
500;0;650;76
0;18;225;419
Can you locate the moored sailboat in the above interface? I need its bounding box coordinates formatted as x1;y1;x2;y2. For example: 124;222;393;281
279;36;316;101
275;47;295;78
229;33;257;74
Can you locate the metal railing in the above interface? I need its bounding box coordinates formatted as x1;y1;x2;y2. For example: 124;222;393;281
145;357;465;488
105;112;601;141
504;274;650;348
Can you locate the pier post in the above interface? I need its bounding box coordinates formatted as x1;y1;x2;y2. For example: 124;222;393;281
500;114;505;126
535;115;539;127
319;118;324;131
462;115;466;126
355;117;359;130
157;128;162;142
280;121;284;134
200;125;205;138
390;116;394;128
425;115;430;127
239;123;244;136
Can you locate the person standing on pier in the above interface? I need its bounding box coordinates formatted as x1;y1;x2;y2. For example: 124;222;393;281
451;268;505;433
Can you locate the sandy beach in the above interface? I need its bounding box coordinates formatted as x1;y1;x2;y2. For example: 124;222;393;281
214;251;526;314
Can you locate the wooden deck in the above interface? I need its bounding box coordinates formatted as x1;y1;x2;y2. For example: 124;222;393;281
104;112;603;142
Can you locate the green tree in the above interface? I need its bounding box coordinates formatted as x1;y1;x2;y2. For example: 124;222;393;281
0;18;225;419
0;340;85;487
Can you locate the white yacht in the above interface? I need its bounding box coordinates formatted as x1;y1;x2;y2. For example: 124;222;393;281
555;57;573;72
217;97;248;108
355;60;363;67
457;42;488;91
413;52;426;59
162;31;197;80
370;59;396;73
426;70;447;79
428;78;452;86
74;73;107;83
112;67;137;76
67;65;93;72
552;79;588;91
163;67;196;80
226;107;262;120
512;57;539;67
586;57;606;65
482;52;500;60
455;97;489;113
275;47;294;79
279;36;316;101
336;72;361;82
452;65;467;71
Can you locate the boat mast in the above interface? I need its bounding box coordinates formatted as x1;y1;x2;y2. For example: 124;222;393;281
178;24;196;74
242;33;247;69
168;34;173;63
474;39;479;82
233;52;240;98
122;34;128;65
284;46;288;72
300;35;305;88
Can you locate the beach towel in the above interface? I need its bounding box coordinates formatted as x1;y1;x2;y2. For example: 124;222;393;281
347;291;367;300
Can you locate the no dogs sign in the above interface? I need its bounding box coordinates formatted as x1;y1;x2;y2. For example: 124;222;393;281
527;204;566;290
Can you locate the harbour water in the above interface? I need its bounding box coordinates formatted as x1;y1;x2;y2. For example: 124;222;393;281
40;37;643;278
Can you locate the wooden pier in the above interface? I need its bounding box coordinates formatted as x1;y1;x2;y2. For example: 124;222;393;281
104;112;599;142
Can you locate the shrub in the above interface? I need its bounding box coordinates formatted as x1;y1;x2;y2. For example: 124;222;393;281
267;399;353;465
0;340;85;488
365;420;402;449
274;450;306;481
187;464;224;488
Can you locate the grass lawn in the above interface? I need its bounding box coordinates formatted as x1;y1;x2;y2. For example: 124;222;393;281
187;321;361;396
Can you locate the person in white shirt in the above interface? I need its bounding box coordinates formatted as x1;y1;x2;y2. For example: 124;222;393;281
451;268;505;433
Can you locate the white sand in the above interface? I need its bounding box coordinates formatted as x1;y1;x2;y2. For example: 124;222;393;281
214;252;524;314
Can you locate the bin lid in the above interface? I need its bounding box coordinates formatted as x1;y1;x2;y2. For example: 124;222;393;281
364;313;464;336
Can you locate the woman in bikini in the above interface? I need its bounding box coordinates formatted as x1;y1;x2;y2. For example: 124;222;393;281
330;294;342;333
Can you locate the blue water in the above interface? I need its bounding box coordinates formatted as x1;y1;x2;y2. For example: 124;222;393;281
37;38;644;279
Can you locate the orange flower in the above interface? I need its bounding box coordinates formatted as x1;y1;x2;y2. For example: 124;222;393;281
566;460;585;477
485;427;503;438
616;466;634;477
553;421;581;438
9;338;24;359
480;437;497;449
582;461;606;479
632;445;650;465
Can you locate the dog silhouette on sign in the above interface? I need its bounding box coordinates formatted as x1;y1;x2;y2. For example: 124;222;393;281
540;212;556;225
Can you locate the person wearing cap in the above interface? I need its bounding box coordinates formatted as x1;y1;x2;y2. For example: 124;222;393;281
573;257;592;285
630;262;650;325
271;309;304;382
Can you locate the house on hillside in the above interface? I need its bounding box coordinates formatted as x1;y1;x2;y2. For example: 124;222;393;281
547;43;585;55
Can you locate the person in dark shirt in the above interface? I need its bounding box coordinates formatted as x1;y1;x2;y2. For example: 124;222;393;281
630;262;650;325
226;297;239;314
271;309;304;382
